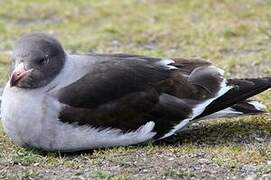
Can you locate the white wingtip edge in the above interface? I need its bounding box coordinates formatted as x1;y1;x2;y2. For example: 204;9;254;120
157;59;178;70
248;101;267;111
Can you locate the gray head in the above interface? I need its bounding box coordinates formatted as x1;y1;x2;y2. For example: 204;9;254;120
10;33;65;88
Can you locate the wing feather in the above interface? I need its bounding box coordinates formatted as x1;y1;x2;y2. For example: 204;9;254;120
54;54;270;139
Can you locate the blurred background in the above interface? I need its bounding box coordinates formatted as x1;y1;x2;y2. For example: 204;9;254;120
0;0;270;179
1;0;271;84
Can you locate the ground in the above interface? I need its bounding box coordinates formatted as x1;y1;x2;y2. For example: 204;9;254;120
0;0;271;179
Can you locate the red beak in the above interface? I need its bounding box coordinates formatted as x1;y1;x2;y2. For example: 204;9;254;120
10;63;32;87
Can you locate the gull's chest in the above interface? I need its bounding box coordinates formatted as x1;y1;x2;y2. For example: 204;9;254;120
1;85;60;148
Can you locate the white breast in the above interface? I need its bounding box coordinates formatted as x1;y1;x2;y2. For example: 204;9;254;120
0;54;92;150
1;85;60;149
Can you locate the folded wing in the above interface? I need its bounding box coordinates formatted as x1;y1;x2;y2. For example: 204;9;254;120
54;54;271;140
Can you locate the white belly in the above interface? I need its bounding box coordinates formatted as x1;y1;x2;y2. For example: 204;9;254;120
1;85;156;152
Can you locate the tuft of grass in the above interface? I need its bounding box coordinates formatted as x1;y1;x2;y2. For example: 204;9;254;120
5;169;40;180
256;164;271;174
165;168;195;178
91;170;134;180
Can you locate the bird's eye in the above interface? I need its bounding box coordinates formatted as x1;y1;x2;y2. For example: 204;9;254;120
38;56;49;65
39;58;45;64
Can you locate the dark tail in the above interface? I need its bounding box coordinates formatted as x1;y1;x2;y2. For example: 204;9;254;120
197;77;271;119
201;100;267;120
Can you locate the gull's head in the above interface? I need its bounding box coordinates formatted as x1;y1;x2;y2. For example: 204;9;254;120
10;32;65;89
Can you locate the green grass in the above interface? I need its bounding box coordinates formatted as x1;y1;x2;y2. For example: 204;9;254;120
0;0;271;179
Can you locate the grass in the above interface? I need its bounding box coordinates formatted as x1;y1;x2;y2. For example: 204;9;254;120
0;0;271;179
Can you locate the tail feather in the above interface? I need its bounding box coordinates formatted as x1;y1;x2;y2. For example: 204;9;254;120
232;100;266;113
202;100;267;119
197;77;271;119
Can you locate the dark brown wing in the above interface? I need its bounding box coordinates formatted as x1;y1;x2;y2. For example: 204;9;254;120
55;54;271;138
55;55;221;137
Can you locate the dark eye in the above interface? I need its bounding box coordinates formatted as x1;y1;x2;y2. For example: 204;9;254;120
38;56;49;65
